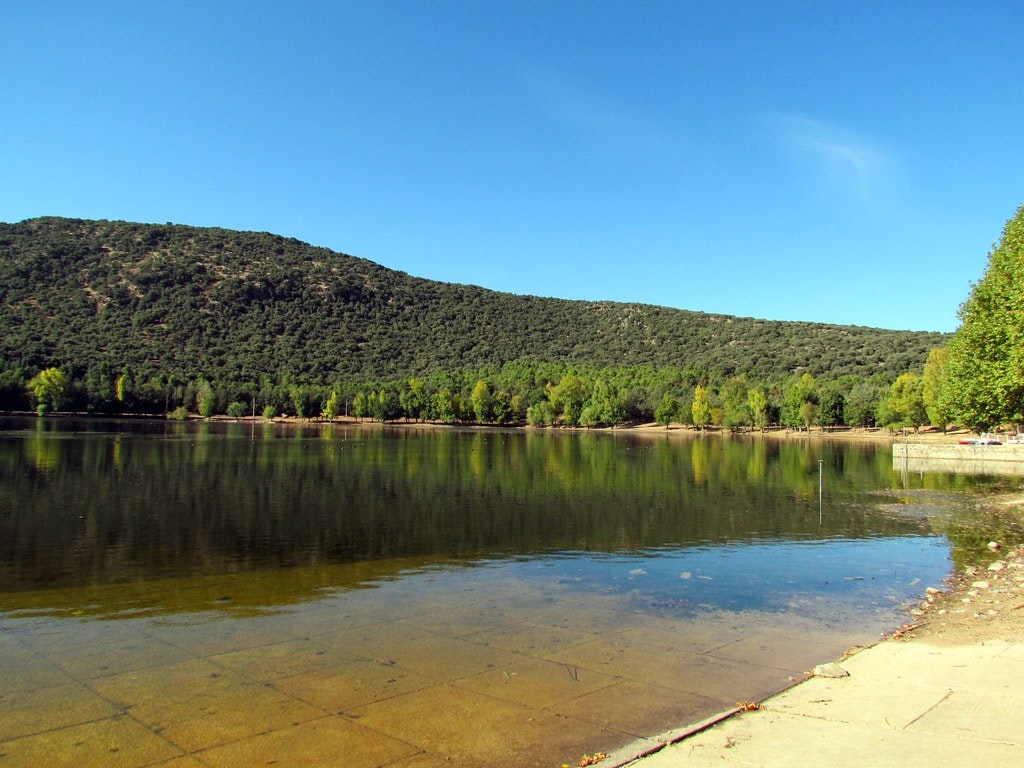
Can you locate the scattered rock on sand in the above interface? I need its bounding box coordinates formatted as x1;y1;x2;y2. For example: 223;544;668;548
813;662;850;678
910;542;1024;643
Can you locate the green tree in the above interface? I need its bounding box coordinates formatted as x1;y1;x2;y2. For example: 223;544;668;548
720;377;751;431
692;384;713;429
378;388;400;421
509;393;526;423
782;373;817;429
882;372;927;431
290;385;317;419
368;388;399;422
654;393;679;428
526;399;557;426
470;379;493;423
817;384;845;431
352;391;368;420
548;374;589;426
27;367;69;415
85;363;115;412
196;378;216;417
258;374;284;416
844;378;885;427
226;400;248;418
580;379;627;427
115;365;135;405
747;388;768;430
942;204;1024;430
432;387;457;422
322;390;340;420
492;389;514;424
922;347;949;429
400;378;428;421
798;400;818;431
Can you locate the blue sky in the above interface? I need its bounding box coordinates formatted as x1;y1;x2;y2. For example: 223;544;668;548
3;1;1021;333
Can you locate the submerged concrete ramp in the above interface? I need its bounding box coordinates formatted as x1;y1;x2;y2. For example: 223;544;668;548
624;636;1024;767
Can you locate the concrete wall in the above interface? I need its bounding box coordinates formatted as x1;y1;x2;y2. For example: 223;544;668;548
892;442;1024;476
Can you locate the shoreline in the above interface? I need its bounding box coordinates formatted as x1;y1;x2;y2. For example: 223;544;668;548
280;419;975;444
4;409;977;444
615;493;1024;767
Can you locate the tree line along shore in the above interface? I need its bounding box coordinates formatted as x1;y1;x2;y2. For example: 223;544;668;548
13;358;952;434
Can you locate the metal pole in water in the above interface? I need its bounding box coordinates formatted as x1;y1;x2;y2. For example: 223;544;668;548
818;459;823;525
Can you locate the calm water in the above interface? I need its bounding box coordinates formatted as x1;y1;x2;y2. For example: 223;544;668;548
0;418;988;766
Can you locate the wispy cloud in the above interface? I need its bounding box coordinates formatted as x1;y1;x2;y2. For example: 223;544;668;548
518;65;669;152
767;114;898;208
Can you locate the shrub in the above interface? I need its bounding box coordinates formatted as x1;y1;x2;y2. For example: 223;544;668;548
226;401;248;418
168;406;189;421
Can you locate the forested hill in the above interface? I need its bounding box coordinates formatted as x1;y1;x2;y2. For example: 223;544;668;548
0;217;944;384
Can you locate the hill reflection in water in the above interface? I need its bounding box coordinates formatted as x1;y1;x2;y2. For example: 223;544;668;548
0;419;983;766
1;418;963;599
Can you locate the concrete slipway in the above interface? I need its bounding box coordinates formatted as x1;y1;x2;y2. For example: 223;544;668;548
608;635;1023;767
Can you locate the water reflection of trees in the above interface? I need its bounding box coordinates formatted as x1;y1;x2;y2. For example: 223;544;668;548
0;420;1002;592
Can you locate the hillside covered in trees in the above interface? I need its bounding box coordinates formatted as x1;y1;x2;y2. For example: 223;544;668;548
1;217;946;425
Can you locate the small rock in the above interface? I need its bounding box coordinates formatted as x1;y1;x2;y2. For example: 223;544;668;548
813;663;850;679
988;561;1006;572
988;541;1001;551
926;586;942;594
971;581;990;589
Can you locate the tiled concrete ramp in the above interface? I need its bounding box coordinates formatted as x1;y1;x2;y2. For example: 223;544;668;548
628;638;1024;767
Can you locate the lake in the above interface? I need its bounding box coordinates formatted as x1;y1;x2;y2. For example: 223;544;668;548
0;418;990;767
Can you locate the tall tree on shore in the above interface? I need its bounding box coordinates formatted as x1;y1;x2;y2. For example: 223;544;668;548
27;367;68;415
748;388;768;430
654;393;679;428
942;205;1024;430
880;372;927;430
720;377;751;430
922;347;949;429
115;365;134;405
322;390;341;420
692;384;713;429
433;387;457;422
400;378;428;421
548;374;589;426
470;379;493;423
782;373;818;430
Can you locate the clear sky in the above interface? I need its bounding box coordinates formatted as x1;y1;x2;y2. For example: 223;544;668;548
3;1;1020;333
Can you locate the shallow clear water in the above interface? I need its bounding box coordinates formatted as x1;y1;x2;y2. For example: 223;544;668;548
0;418;985;766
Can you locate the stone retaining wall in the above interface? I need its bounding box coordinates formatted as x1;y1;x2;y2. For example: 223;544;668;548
893;442;1024;476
